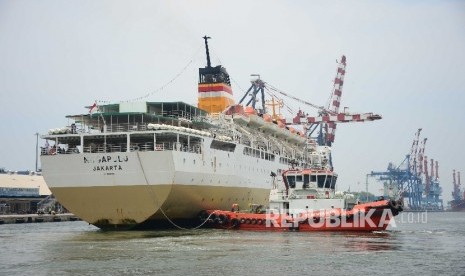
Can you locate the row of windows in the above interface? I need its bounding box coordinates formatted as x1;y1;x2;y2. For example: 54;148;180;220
287;174;337;189
243;147;275;161
279;157;291;164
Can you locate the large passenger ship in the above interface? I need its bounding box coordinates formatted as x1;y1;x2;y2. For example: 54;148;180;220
40;37;323;230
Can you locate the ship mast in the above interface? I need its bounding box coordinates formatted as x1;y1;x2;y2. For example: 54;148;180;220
203;35;212;68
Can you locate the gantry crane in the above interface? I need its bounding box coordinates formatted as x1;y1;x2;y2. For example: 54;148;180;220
368;129;443;210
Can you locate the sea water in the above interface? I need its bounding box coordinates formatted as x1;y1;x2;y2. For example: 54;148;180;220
0;212;464;275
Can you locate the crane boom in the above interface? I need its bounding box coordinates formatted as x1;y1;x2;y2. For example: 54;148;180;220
292;113;381;124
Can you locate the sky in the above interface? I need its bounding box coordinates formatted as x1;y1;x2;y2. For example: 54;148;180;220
0;1;464;202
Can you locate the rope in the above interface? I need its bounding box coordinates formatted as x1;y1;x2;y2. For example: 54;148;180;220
97;45;203;105
135;151;218;230
159;208;220;230
264;82;325;112
210;49;247;95
264;88;296;116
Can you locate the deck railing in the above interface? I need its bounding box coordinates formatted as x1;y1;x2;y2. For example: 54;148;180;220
41;142;202;155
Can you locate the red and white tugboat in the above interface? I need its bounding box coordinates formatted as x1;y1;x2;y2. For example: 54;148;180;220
200;148;403;232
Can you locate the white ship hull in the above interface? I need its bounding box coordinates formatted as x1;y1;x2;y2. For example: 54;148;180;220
42;145;282;229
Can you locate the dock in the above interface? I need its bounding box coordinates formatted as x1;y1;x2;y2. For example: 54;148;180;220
0;213;80;224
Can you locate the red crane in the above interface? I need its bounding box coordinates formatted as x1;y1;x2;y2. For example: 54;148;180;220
424;155;430;195
418;138;427;176
430;158;435;180
280;55;381;146
409;128;422;174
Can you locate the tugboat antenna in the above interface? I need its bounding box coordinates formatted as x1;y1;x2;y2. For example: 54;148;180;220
203;35;212;68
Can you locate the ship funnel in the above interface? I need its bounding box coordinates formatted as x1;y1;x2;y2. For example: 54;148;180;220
198;36;235;113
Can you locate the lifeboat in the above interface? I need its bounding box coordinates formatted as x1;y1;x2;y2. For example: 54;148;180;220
248;114;267;128
244;106;257;115
257;114;278;134
233;114;250;126
288;131;307;145
276;127;306;145
274;121;290;139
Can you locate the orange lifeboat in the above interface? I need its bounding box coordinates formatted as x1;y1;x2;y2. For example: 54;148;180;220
261;114;280;134
244;106;257;115
263;114;272;122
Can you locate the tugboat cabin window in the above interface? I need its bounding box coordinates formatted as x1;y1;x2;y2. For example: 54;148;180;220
325;176;331;189
303;174;310;188
287;175;296;188
318;175;335;189
310;175;317;183
317;175;326;188
330;176;337;189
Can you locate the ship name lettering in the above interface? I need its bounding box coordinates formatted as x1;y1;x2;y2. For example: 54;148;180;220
99;156;112;163
93;165;123;171
83;157;93;164
115;155;129;162
98;155;129;163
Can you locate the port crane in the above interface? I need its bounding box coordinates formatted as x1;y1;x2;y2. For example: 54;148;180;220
368;129;443;210
452;170;461;202
238;55;381;146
